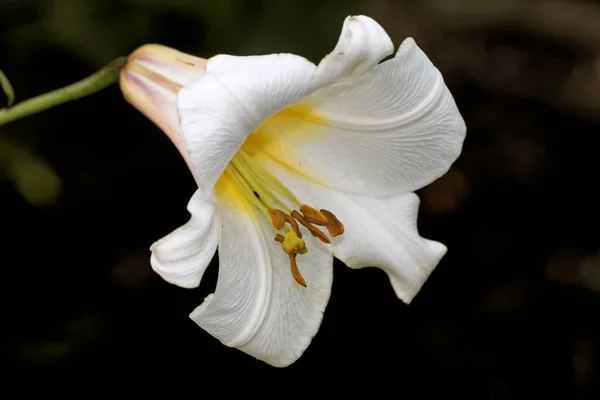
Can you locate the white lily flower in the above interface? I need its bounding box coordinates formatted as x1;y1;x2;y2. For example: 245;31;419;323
120;15;466;367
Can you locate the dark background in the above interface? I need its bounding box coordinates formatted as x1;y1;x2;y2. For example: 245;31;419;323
1;0;599;397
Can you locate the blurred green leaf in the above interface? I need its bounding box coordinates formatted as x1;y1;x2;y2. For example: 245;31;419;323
8;157;62;206
0;139;62;207
0;69;15;106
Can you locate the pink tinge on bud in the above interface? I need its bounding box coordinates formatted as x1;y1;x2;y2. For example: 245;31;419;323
120;44;207;171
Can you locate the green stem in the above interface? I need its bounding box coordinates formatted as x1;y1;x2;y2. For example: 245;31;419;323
0;57;127;128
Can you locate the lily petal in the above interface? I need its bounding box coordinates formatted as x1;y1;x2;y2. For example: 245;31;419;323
190;174;333;367
255;154;446;304
314;15;394;86
150;189;220;288
177;54;317;197
256;37;466;197
322;191;446;304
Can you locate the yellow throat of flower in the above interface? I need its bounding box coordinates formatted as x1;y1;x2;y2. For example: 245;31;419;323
220;148;344;288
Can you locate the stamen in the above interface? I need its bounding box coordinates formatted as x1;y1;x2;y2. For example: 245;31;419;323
235;153;292;213
300;204;328;226
224;165;271;221
269;209;287;230
224;151;345;289
290;210;331;244
284;214;302;239
320;209;345;237
238;149;301;207
230;156;276;210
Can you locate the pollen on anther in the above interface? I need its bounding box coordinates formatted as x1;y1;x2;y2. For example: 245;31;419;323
291;210;330;244
300;204;328;226
320;209;344;237
268;209;286;230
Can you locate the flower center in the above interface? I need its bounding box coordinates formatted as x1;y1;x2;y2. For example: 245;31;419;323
223;149;344;287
